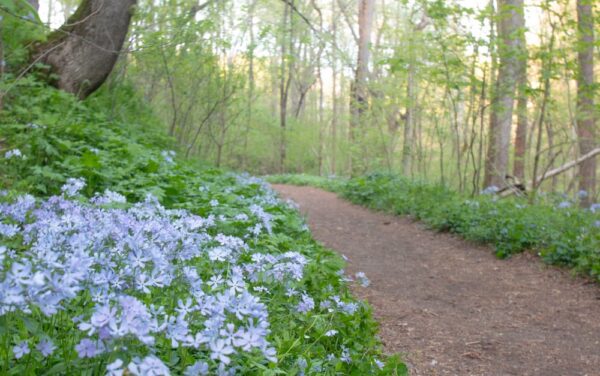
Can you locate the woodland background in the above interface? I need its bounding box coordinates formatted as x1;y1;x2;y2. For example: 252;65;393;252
6;0;600;202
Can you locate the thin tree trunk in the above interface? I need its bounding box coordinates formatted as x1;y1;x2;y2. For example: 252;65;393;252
243;0;256;170
161;49;179;137
576;0;596;205
484;0;525;187
475;66;488;192
349;0;375;175
279;0;293;173
513;68;528;180
330;0;338;176
531;52;551;193
402;59;416;175
512;23;528;180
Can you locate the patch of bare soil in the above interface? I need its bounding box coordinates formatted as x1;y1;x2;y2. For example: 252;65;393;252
272;184;600;376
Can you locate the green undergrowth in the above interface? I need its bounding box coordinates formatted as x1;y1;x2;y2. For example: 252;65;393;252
267;173;600;281
0;79;406;375
266;174;347;193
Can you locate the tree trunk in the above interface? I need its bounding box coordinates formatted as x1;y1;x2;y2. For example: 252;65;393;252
243;0;256;170
33;0;137;99
278;0;293;173
402;59;416;175
512;26;528;180
349;0;375;175
484;0;525;187
330;0;338;176
576;0;596;205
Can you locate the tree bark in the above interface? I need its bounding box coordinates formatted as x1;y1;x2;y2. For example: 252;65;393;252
33;0;137;99
330;0;338;175
402;55;416;176
512;25;528;180
349;0;374;175
243;0;256;170
576;0;596;205
279;0;293;173
484;0;525;188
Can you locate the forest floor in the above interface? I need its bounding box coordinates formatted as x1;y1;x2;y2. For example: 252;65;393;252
272;184;600;376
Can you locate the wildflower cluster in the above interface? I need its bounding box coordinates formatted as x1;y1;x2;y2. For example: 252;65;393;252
0;82;404;375
0;177;395;374
4;149;24;159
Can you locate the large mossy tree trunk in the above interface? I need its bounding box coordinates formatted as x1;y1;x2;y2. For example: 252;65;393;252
33;0;137;99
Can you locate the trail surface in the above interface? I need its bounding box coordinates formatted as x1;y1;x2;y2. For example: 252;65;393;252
273;185;600;376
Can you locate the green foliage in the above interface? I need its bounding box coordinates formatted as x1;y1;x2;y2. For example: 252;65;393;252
0;79;405;374
0;0;45;69
0;78;177;199
265;174;346;193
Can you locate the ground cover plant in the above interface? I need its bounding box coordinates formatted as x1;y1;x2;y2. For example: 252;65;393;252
264;175;347;193
0;81;406;375
267;173;600;281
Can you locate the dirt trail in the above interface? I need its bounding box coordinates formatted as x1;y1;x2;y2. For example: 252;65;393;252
273;185;600;376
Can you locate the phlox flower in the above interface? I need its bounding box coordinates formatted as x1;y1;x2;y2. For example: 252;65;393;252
90;304;117;329
61;178;86;197
128;355;171;376
184;361;209;376
13;341;29;359
557;201;572;209
341;347;351;363
219;323;241;346
340;301;359;315
262;346;277;363
75;338;104;358
161;150;176;165
93;190;127;205
208;274;224;290
227;276;246;294
106;359;125;376
355;271;370;287
36;339;56;357
0;223;19;237
325;330;337;337
296;294;314;314
210;339;235;364
175;298;196;318
5;149;23;159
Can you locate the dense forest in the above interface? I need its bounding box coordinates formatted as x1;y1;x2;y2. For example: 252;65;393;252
39;0;600;199
13;0;598;201
0;0;598;374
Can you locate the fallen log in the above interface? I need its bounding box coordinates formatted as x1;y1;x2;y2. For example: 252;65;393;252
531;147;600;189
496;147;600;197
